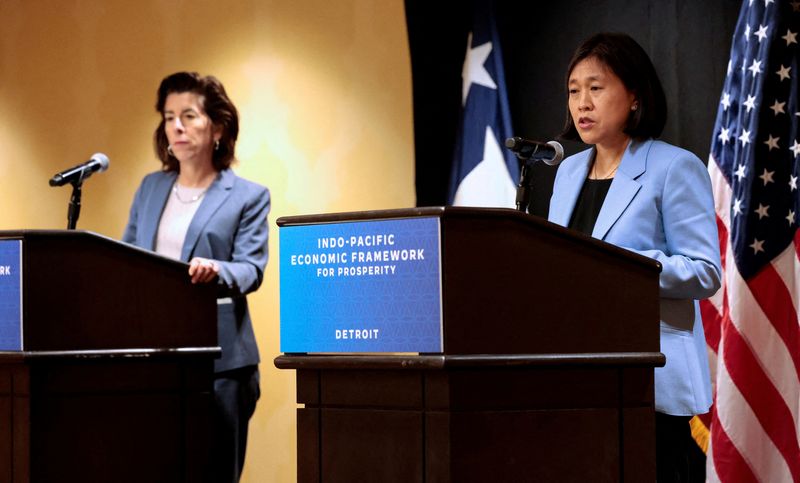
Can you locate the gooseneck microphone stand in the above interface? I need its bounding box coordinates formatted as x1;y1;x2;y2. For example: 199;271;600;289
51;166;90;230
67;176;85;230
515;163;535;214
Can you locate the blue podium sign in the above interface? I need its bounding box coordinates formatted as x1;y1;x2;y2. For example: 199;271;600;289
280;217;443;353
0;240;22;351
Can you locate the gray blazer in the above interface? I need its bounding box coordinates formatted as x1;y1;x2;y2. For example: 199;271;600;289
123;168;270;373
549;139;721;415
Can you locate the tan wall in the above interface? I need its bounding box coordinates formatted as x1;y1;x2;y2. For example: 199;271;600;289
0;0;414;480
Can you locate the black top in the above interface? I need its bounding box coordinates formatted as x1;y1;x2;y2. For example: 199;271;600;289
568;178;613;235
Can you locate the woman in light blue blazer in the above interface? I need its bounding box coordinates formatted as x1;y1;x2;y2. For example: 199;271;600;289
549;34;721;482
123;72;269;483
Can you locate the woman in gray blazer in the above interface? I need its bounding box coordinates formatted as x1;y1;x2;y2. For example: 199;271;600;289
549;34;721;482
123;72;269;483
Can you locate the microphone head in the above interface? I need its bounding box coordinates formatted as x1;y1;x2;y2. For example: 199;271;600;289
504;137;520;149
544;141;564;166
90;153;110;172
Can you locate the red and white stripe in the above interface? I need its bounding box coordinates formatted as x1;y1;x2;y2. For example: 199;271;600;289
703;157;800;483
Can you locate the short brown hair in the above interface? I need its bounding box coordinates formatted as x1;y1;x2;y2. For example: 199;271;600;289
560;33;667;142
154;72;239;172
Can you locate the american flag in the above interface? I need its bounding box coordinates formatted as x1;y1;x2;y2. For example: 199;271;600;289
447;0;518;207
702;0;800;481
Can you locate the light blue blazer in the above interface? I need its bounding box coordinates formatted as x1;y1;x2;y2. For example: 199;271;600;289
549;139;721;415
123;168;270;373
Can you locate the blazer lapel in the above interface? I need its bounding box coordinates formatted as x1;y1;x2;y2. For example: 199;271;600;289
550;149;593;226
141;172;176;250
180;169;234;261
591;140;650;240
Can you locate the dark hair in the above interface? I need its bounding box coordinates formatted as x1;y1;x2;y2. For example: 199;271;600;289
154;72;239;172
560;33;667;142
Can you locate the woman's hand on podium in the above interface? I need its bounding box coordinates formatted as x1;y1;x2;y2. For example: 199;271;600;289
188;257;220;284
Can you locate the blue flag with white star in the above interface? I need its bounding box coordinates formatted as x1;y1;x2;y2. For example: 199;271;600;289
447;0;519;207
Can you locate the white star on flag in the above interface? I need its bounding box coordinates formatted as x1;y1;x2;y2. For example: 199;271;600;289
744;94;757;112
719;127;731;144
776;65;791;81
755;24;769;42
748;59;763;76
733;197;744;216
770;99;786;115
750;238;765;253
747;59;761;77
754;203;770;219
786;210;795;225
721;92;732;110
739;129;751;146
735;163;747;179
791;175;798;190
461;33;497;105
790;139;800;156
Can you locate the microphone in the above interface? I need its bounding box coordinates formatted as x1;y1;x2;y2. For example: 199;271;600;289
49;153;110;187
506;137;563;213
505;137;564;166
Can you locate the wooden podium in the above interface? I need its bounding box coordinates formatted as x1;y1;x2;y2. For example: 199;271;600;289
275;207;665;483
0;230;219;483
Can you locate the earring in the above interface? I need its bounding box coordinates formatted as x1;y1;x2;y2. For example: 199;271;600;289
167;145;174;156
215;140;220;151
631;104;638;111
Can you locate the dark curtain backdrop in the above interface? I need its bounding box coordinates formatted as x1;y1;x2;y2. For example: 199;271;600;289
406;0;741;217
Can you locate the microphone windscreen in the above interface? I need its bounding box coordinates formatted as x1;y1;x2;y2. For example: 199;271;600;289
91;153;110;172
544;141;564;166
